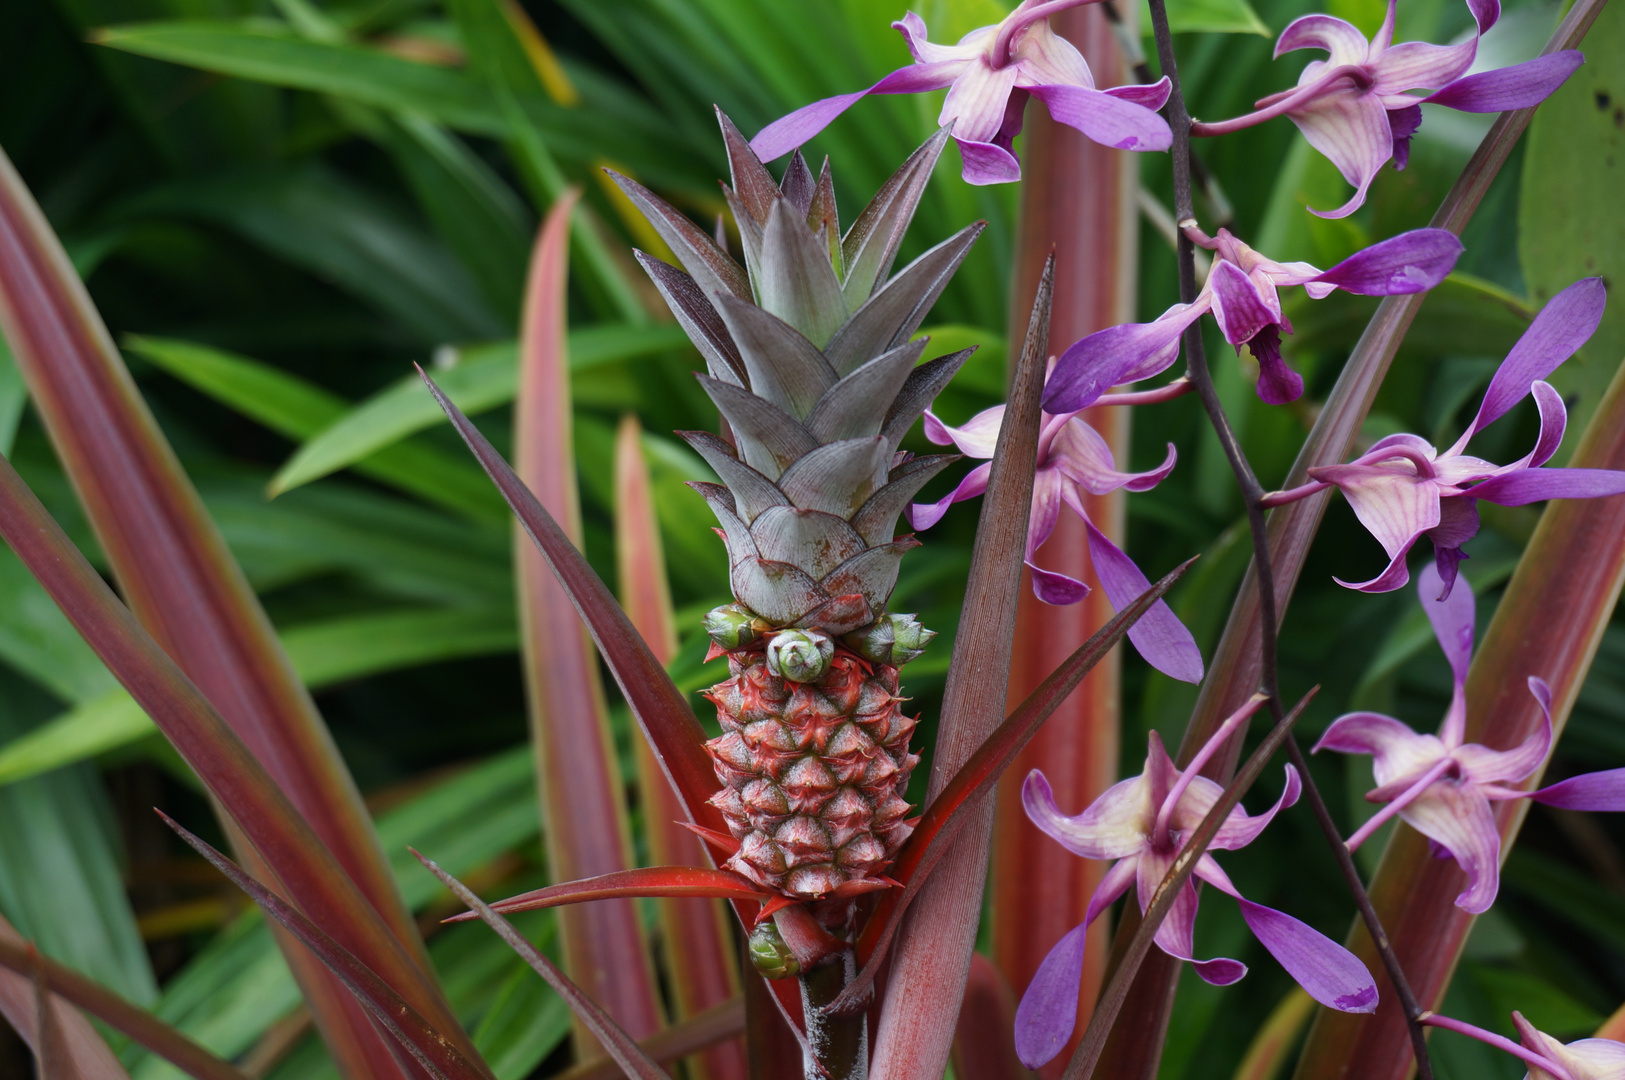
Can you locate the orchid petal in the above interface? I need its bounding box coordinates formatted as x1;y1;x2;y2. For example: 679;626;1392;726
1466;0;1500;34
955;137;1025;185
1398;782;1502;912
1027;84;1174;152
909;460;990;530
1045;302;1205;412
1389;104;1423;170
750;62;966;161
1531;768;1625;811
894;12;970;64
1027;468;1066;560
1138;849;1247;985
1463;277;1606;438
1084;519;1205;683
1172;765;1302;849
1015;922;1091;1069
1029;560;1094;604
1373;40;1478;95
1209;260;1278;346
1248;326;1304;405
1275;14;1373;66
1422;50;1585;113
1455;675;1553;785
1314;712;1445;792
1237;899;1380;1012
1468;467;1625;506
1308;228;1464;296
942;60;1021;142
1083;857;1140;930
1516;381;1568;470
1022;769;1151;861
1289;89;1393;219
923;405;1004;457
1051;420;1177;494
1012;20;1095;87
1104;77;1173;110
1418;560;1474;683
1310;463;1440;591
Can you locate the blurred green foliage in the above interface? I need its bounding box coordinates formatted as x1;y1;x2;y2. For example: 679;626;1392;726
0;0;1620;1077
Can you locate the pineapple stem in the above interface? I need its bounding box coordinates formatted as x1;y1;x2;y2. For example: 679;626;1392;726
800;952;868;1080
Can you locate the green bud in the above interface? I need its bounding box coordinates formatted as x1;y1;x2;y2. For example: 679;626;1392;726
748;921;800;979
845;613;935;666
765;629;834;683
704;603;763;650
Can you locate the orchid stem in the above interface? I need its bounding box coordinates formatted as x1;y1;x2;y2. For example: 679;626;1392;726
1418;1014;1576;1080
1143;0;1435;1075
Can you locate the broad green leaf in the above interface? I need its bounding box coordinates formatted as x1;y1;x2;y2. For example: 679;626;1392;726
124;162;505;343
379;114;533;319
1145;0;1271;36
1520;0;1625;454
0;606;517;786
269;324;691;494
1285;272;1534;360
127;335;507;520
0;681;157;1007
0;547;117;704
0;335;22;456
471;964;572;1080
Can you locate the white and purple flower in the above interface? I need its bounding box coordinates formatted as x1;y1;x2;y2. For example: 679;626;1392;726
1015;698;1378;1068
1044;227;1463;412
1315;561;1625;913
1194;0;1584;217
750;2;1172;185
1278;277;1625;595
909;371;1203;683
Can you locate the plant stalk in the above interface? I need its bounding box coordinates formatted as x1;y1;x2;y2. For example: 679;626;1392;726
1132;1;1435;1077
801;955;867;1080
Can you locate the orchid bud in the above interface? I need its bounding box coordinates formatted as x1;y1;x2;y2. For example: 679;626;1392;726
747;920;799;979
705;603;764;651
765;629;833;683
845;613;936;666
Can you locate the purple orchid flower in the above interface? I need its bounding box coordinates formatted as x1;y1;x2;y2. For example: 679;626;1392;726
1044;227;1463;412
909;380;1203;683
1192;0;1583;218
1314;562;1625;914
1272;277;1625;595
749;3;1173;185
1422;1011;1625;1080
1015;697;1378;1068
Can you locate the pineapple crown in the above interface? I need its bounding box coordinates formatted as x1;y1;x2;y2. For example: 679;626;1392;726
611;112;984;645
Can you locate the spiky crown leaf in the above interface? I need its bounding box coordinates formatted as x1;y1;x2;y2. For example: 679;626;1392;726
612;114;983;639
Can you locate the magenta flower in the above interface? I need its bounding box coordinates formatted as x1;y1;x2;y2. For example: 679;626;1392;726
1283;278;1625;595
1194;0;1583;217
749;3;1172;185
1044;228;1462;412
1315;562;1625;913
909;379;1202;683
1016;698;1378;1068
1422;1011;1625;1080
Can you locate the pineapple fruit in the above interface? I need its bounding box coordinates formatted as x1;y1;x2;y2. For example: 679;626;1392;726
612;115;981;904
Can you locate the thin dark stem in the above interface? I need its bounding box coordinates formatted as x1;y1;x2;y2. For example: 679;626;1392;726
1142;0;1434;1076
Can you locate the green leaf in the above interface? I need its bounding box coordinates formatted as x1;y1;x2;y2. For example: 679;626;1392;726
0;606;517;786
379;114;533;320
0;334;22;456
1519;0;1625;455
126;335;508;521
1143;0;1271;36
123;163;505;343
0;547;117;704
0;682;158;1008
1285;272;1534;360
471;964;572;1080
269;324;691;494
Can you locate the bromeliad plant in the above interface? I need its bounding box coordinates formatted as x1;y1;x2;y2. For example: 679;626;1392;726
0;0;1622;1079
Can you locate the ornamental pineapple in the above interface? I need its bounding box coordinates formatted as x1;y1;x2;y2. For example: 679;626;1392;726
613;114;981;901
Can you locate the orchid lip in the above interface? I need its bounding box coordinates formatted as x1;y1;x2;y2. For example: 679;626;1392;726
990;0;1092;68
1346;755;1454;852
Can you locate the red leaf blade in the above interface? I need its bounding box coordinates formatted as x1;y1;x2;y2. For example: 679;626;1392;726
441;868;771;923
